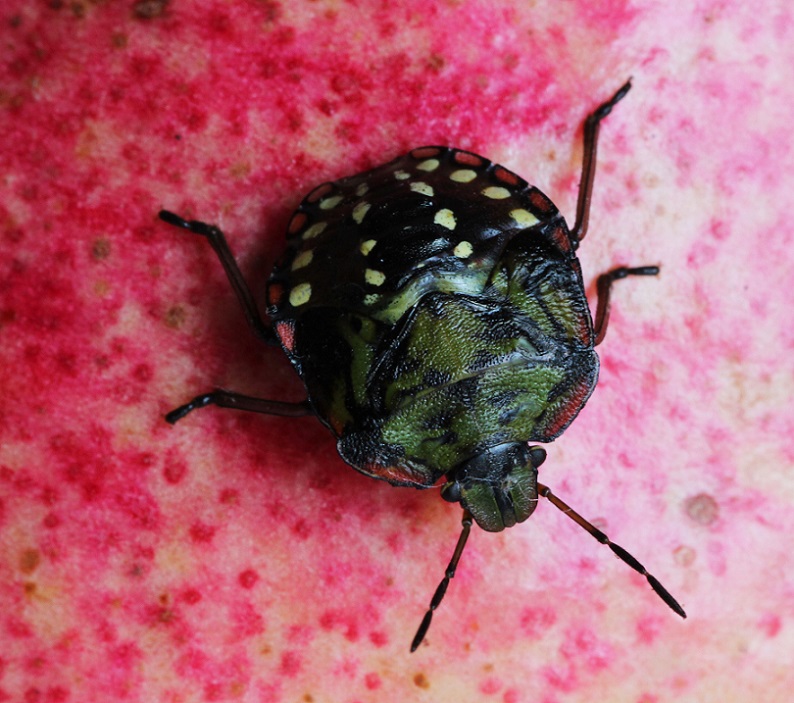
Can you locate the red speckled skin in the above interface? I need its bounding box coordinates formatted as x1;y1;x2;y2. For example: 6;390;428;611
1;2;793;702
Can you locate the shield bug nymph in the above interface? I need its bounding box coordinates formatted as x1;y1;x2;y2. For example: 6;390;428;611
159;80;686;651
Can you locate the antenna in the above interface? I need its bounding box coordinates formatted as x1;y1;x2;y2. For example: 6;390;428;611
409;486;686;652
537;482;686;618
410;511;473;652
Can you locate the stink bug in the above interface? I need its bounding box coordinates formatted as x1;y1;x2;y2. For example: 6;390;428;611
160;80;686;651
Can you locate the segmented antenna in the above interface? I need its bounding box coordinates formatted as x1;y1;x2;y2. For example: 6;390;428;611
537;482;686;618
410;511;472;652
410;485;686;652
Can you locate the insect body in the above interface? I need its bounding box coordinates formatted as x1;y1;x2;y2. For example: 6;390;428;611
160;81;686;651
267;145;597;530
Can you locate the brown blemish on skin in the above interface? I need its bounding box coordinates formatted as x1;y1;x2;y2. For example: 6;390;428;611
128;563;145;578
230;681;246;697
230;161;252;179
134;0;169;20
427;54;445;72
20;548;41;574
165;305;186;329
91;238;111;260
684;493;719;526
674;545;696;567
413;672;430;689
156;592;175;623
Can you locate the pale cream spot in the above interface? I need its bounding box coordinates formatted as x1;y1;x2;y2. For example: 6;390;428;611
291;250;313;271
510;208;540;228
450;169;477;183
482;186;511;200
453;241;473;258
434;208;457;230
359;239;376;256
319;195;343;210
289;282;312;307
394;170;411;180
352;202;371;224
363;293;380;306
302;222;328;239
355;183;369;197
417;159;440;172
365;269;386;286
410;182;434;197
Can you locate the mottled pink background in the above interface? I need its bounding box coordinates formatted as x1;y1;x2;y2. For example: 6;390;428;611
1;1;792;701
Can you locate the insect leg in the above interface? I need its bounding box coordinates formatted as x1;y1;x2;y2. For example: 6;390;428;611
411;511;473;652
537;482;686;618
159;210;277;345
166;391;313;424
592;265;659;346
570;80;632;245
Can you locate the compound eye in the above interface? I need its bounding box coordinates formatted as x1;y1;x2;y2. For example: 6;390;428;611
528;446;547;468
441;481;462;503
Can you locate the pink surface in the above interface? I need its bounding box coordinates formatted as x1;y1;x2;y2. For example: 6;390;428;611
1;1;792;701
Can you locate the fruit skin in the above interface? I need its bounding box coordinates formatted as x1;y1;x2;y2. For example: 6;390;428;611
268;146;598;533
1;1;791;701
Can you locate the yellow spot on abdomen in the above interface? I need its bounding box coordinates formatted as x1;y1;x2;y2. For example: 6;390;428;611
360;239;377;256
352;202;371;224
434;208;457;230
450;169;477;183
302;222;327;239
410;182;434;197
365;269;386;286
291;250;313;271
510;208;540;228
417;159;440;172
482;186;511;200
453;241;473;258
289;282;312;306
320;195;343;210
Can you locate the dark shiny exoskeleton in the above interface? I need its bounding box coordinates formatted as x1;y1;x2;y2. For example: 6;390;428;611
159;81;686;652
